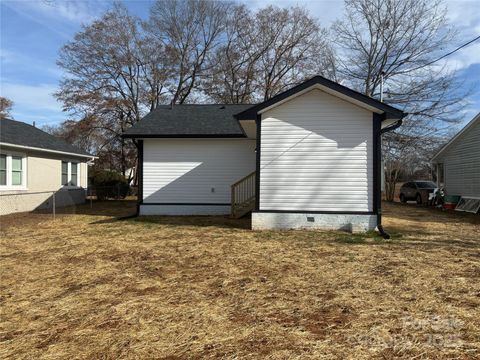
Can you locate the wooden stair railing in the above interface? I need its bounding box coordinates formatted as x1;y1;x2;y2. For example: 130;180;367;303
231;171;256;218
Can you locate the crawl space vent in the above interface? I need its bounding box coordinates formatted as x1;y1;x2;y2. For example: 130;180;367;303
455;197;480;214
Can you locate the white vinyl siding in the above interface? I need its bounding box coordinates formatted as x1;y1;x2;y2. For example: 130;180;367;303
435;118;480;197
259;88;373;212
143;139;256;204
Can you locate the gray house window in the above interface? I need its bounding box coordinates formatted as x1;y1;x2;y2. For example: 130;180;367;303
61;161;80;187
62;161;69;185
11;156;23;185
0;154;6;185
71;163;78;186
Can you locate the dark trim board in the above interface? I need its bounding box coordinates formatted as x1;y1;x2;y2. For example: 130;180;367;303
123;134;246;139
141;203;230;206
372;113;383;216
136;140;144;215
253;210;375;215
235;76;405;121
255;114;261;211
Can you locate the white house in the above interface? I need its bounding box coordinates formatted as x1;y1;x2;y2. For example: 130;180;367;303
123;76;405;232
0;119;95;215
431;112;480;200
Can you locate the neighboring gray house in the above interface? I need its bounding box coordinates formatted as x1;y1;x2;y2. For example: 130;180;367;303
432;112;480;199
123;76;405;232
0;119;96;215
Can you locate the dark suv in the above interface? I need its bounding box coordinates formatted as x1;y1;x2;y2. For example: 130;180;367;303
399;181;437;204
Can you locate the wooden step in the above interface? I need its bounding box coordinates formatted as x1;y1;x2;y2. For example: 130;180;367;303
232;198;255;218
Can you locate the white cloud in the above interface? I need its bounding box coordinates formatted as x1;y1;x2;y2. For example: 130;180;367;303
439;42;480;71
5;0;105;24
1;48;64;78
442;0;480;70
2;0;111;39
445;0;480;28
0;82;65;125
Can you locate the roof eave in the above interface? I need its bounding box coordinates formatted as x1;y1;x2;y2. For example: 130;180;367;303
431;112;480;162
122;133;247;139
234;76;405;120
0;142;97;159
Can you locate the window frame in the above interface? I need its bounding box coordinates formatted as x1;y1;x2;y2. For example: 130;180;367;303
0;151;27;190
61;160;81;188
70;162;78;186
0;154;6;186
61;161;69;186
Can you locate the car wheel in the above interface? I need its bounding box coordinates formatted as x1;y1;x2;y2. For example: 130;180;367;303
400;193;406;203
416;193;422;205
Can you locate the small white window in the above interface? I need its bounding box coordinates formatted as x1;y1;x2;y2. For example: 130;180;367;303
11;156;23;185
0;154;6;186
0;152;27;189
61;161;80;187
62;161;69;185
70;163;78;186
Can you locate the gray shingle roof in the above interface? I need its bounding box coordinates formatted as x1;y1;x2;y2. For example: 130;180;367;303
0;118;93;157
123;104;254;138
235;76;405;121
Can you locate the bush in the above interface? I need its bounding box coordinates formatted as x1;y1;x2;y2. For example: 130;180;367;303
90;170;129;200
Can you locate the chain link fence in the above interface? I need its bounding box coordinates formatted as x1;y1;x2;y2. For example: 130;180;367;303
0;188;85;218
0;186;137;219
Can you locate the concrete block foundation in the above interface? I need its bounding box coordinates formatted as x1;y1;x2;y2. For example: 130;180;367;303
251;212;377;232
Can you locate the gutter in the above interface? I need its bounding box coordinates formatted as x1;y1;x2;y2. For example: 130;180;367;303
376;117;404;239
0;142;97;160
380;118;403;134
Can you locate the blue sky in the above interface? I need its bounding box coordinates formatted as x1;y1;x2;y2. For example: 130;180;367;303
1;0;479;127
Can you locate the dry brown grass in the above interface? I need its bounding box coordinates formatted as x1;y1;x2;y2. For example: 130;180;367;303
0;201;479;359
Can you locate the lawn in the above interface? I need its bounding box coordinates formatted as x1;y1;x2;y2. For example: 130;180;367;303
0;201;479;359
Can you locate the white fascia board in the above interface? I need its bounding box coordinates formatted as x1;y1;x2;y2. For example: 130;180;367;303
0;142;98;160
257;84;384;116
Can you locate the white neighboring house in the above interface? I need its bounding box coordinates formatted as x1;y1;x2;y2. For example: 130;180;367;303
431;112;480;199
123;76;405;231
0;118;96;215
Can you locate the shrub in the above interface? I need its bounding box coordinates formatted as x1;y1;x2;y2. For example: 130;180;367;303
90;170;129;200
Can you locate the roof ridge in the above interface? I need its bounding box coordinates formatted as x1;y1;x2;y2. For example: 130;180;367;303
156;103;255;106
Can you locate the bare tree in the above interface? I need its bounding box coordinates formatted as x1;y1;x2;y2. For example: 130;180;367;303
55;4;169;178
332;0;468;200
256;6;335;100
44;117;137;178
202;5;261;103
145;0;232;104
0;97;14;119
57;4;155;123
202;5;336;103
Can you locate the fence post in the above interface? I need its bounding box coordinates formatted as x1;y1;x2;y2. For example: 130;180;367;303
52;191;56;220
